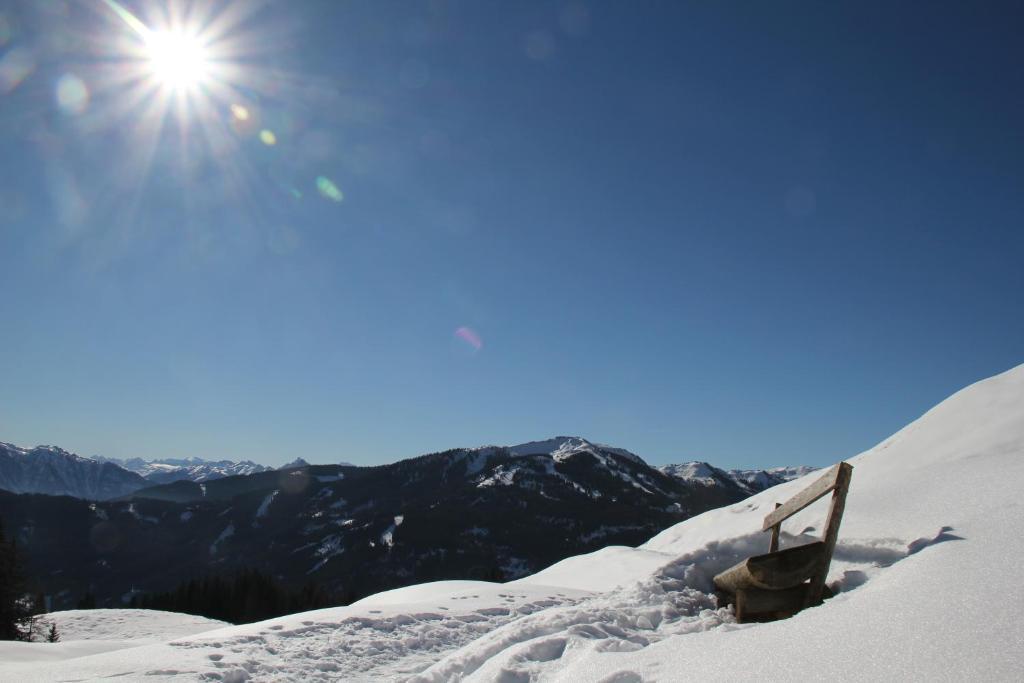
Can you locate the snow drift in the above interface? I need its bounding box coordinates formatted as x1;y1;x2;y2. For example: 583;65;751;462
2;363;1022;681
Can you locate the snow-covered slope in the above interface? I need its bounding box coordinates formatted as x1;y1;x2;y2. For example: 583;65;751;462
2;363;1022;681
660;460;816;495
0;443;148;500
91;455;273;484
0;610;226;665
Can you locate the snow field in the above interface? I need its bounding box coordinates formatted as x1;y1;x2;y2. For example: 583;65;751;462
0;609;227;665
1;363;1022;681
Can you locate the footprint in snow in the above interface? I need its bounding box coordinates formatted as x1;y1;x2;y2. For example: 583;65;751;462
599;672;645;683
523;637;567;662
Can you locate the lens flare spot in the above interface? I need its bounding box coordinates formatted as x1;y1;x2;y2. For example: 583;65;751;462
230;103;249;120
316;176;343;202
279;468;310;494
0;46;35;94
260;129;277;146
56;73;89;114
454;326;483;352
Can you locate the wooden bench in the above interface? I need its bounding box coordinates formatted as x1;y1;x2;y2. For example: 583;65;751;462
713;461;853;622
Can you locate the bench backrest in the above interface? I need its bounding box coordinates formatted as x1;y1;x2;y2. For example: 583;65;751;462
761;461;853;604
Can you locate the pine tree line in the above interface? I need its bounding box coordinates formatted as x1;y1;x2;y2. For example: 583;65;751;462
131;569;336;624
0;514;56;642
0;514;27;640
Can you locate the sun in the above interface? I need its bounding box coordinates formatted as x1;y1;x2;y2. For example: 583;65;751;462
144;30;210;91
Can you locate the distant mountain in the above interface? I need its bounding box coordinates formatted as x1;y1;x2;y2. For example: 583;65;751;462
727;465;817;491
278;457;311;470
660;461;817;495
0;443;148;500
91;455;274;484
0;436;804;610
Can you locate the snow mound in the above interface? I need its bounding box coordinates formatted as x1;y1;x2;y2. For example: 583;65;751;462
47;609;227;642
0;609;227;665
511;546;675;593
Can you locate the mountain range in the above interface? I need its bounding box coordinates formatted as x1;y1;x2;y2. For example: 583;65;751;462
0;446;322;499
0;443;148;501
89;455;274;485
0;435;809;610
659;461;817;495
0;438;808;501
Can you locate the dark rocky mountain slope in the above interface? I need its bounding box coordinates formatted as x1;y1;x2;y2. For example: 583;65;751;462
0;437;792;610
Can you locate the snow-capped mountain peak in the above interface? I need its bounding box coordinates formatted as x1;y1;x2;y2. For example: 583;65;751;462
0;442;148;500
660;461;720;482
90;455;274;484
660;460;817;495
472;435;648;466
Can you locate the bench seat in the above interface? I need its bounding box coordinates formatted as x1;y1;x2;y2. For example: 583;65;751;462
713;541;825;593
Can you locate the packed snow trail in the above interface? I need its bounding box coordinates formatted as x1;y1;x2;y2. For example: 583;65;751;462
0;585;592;681
411;561;731;682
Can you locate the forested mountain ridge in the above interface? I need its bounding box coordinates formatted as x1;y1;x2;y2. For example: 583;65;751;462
0;436;793;609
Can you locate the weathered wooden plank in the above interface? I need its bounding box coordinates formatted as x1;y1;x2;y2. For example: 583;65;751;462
722;582;836;623
768;502;781;553
761;462;846;531
735;583;808;618
713;541;825;593
806;462;853;605
734;589;747;622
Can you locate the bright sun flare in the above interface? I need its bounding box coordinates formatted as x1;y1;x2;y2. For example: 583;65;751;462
144;30;209;90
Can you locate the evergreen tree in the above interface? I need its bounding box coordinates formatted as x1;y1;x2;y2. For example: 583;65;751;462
0;517;15;639
47;622;60;643
0;515;30;640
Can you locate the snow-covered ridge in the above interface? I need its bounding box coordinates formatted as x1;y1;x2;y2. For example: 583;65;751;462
466;437;803;498
455;436;672;498
0;443;147;500
91;455;274;484
660;460;817;494
488;435;647;466
2;363;1019;680
1;443;88;463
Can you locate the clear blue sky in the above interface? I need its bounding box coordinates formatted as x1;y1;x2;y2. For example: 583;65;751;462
1;1;1021;469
